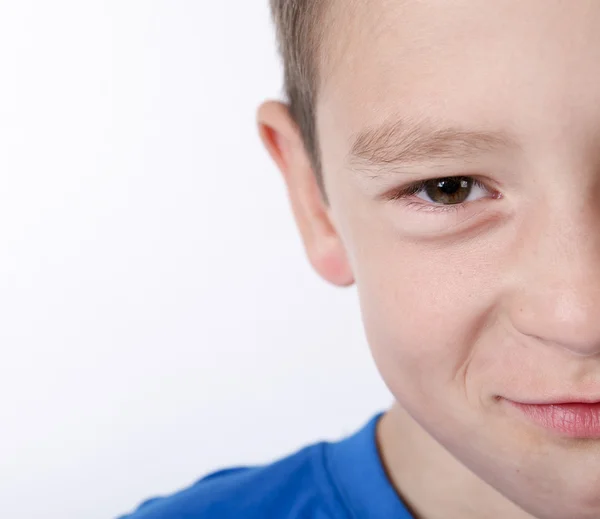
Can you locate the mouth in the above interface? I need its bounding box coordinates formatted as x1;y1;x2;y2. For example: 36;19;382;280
503;398;600;438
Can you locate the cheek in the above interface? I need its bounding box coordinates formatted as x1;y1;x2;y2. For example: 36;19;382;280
346;210;502;419
357;252;470;408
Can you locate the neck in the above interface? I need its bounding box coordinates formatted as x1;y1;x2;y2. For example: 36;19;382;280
375;402;536;519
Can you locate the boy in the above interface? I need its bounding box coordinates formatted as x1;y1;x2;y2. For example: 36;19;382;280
120;1;600;518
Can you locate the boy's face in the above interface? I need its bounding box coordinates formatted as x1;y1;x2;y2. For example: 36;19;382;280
260;1;600;518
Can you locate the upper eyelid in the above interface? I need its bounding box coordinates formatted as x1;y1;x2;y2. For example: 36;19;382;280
414;177;490;199
397;175;487;196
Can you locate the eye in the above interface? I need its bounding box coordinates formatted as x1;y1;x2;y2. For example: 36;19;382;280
388;176;496;212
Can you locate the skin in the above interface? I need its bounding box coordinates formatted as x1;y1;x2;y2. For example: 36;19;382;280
256;1;600;518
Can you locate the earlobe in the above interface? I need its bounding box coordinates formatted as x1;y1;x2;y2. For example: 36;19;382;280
311;235;355;287
256;100;355;288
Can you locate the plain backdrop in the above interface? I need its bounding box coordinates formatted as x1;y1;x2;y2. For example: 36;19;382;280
0;2;393;518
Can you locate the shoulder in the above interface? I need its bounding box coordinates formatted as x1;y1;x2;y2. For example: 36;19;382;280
117;442;344;519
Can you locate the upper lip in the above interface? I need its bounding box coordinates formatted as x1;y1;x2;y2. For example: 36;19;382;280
504;396;600;405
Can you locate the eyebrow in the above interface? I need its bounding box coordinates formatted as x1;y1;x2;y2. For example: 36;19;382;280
346;115;520;174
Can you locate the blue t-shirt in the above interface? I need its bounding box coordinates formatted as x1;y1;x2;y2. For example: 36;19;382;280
118;413;414;518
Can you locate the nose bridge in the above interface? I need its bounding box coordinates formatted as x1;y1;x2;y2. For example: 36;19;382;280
509;196;600;356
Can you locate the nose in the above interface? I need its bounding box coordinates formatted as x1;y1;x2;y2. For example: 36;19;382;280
507;199;600;357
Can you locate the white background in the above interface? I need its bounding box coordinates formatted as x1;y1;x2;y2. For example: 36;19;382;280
0;2;392;518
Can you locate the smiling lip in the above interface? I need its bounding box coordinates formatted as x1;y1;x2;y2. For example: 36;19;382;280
506;399;600;438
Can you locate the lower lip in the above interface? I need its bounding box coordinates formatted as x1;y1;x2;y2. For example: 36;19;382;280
506;400;600;438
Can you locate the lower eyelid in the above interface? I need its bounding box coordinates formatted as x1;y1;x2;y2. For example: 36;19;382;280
404;191;499;215
403;200;467;214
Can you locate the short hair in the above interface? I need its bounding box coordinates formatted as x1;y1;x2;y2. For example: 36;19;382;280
268;0;331;202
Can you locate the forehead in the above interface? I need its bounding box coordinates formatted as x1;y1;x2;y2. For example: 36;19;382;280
317;0;600;169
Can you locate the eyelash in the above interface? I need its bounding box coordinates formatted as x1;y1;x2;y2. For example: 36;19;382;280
386;176;494;214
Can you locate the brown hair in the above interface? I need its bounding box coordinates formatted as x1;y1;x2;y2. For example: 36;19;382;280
268;0;331;202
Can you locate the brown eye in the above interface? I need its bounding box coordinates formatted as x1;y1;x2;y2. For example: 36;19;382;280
423;177;473;205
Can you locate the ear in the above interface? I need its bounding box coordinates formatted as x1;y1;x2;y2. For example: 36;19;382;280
256;100;354;287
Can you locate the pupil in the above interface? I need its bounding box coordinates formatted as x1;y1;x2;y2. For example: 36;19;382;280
439;178;461;194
